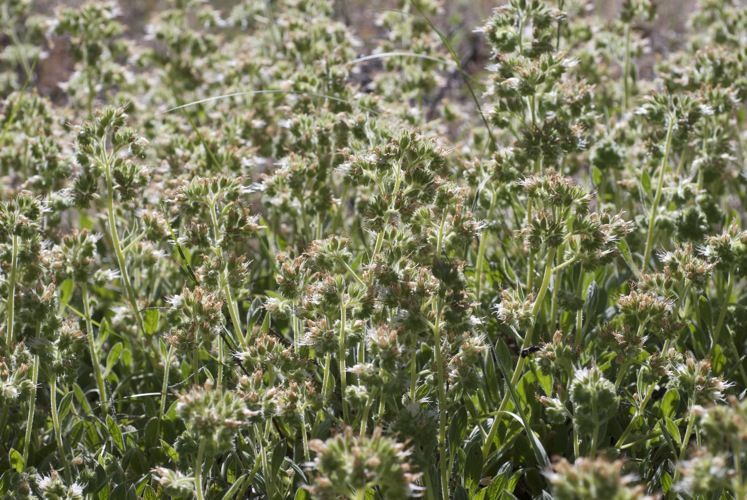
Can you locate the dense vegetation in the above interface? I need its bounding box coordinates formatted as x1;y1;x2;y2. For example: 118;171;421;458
1;0;747;498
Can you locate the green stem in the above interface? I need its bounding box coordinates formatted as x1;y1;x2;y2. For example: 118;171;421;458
195;439;206;500
475;194;496;302
6;234;18;346
642;116;675;270
483;247;556;457
433;303;449;500
675;401;696;479
50;379;72;484
300;409;310;461
104;159;146;337
359;396;372;436
82;283;108;414
339;294;349;422
22;354;39;464
159;344;174;422
322;352;332;404
433;211;449;500
409;350;418;401
623;24;631;110
712;272;733;348
208;200;246;348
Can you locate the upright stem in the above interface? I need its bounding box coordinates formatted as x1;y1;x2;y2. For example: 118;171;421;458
623;23;631;110
322;352;333;404
194;439;206;500
104;158;146;337
642;116;675;270
159;344;174;422
433;303;448;500
82;283;108;414
713;272;733;348
433;212;449;500
338;293;349;422
22;354;39;463
50;379;72;484
673;399;696;484
483;247;556;457
208;200;246;349
475;194;496;302
6;234;18;346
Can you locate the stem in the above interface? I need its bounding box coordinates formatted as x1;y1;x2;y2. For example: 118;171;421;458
208;200;246;349
433;303;449;500
194;439;206;500
590;390;600;457
526;200;534;291
339;293;349;422
679;402;696;459
483;247;556;457
735;438;743;497
22;354;39;463
104;157;146;337
433;212;449;500
159;344;174;422
475;193;496;302
616;340;671;449
6;234;18;346
300;409;310;461
712;272;733;348
359;395;372;436
82;283;108;414
409;350;418;401
322;352;332;404
642;116;675;271
50;379;72;484
623;23;631;110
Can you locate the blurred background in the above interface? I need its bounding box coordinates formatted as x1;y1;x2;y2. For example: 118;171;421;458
21;0;699;99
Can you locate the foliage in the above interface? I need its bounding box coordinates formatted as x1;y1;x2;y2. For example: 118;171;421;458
1;0;747;498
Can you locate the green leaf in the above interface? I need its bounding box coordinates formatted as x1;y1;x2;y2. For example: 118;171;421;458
698;296;712;329
160;439;179;463
464;440;484;492
591;165;602;186
641;168;651;195
494;341;550;468
58;392;74;421
9;448;23;473
711;344;725;375
664;417;681;446
105;342;123;376
59;279;74;307
660;389;680;419
448;406;468;450
73;383;93;416
107;415;125;453
618;239;640;277
292;488;310;500
661;471;673;493
222;475;252;500
144;417;159;449
144;309;160;335
141;486;158;500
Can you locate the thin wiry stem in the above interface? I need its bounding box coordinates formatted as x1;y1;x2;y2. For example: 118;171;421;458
642;115;675;270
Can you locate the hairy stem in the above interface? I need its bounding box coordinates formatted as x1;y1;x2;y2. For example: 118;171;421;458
194;439;206;500
483;247;556;457
104;156;146;337
642;116;675;270
6;234;18;346
50;379;72;484
22;354;39;463
208;200;246;349
82;283;108;414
